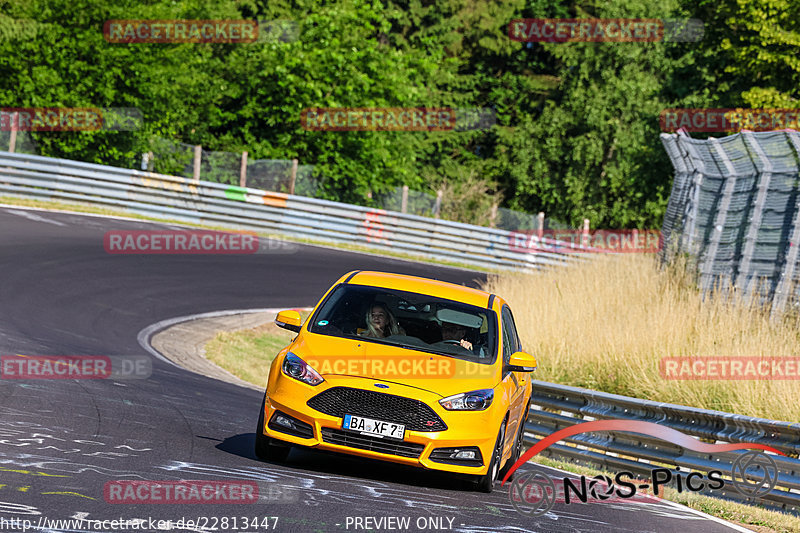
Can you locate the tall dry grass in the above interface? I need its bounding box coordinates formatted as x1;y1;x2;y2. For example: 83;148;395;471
482;255;800;422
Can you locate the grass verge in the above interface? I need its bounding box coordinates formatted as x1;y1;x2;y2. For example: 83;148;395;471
482;254;800;422
205;311;311;387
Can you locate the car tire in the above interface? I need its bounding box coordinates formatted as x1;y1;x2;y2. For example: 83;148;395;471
474;423;505;493
255;395;291;462
500;400;530;482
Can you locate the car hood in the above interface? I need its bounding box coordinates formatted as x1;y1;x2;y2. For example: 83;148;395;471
293;332;499;398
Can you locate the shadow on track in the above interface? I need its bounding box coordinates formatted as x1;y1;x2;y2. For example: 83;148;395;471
217;433;479;492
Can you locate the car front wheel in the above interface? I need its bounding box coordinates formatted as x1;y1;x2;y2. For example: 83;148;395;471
474;423;505;493
500;401;530;482
255;395;291;462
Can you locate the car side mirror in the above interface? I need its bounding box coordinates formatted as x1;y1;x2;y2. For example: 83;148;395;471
275;310;302;333
507;351;537;372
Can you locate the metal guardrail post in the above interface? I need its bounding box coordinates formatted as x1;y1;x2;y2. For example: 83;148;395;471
700;138;738;292
401;185;408;214
771;132;800;316
659;133;696;263
677;134;706;256
738;132;772;299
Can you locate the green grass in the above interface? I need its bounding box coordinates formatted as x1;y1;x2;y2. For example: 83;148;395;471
205;311;311;387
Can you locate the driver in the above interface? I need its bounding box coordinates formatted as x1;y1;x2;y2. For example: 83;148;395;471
441;321;473;350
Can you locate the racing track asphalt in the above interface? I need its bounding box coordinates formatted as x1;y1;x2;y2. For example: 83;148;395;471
0;206;749;533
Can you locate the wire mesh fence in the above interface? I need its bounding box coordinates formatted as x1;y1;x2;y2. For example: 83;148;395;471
0;129;569;235
0;130;38;155
370;186;573;230
145;140;320;195
660;129;800;316
494;207;575;232
246;159;316;195
146;137;195;177
372;186;439;217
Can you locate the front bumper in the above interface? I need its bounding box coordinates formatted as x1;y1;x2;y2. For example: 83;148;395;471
261;376;500;475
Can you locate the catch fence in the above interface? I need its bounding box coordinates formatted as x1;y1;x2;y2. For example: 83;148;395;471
660;129;800;316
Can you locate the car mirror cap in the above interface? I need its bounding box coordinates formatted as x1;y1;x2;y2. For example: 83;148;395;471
276;310;302;333
508;351;537;372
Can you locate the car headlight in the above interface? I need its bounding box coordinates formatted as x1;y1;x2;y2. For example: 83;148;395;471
282;353;324;386
439;389;493;411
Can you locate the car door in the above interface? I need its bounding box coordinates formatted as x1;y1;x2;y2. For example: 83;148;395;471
500;305;526;455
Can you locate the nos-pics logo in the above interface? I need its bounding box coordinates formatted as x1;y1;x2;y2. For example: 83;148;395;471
503;420;782;517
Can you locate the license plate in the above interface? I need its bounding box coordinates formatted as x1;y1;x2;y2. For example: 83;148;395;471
343;414;405;440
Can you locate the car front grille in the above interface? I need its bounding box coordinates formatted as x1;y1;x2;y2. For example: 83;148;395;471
307;387;447;432
321;428;425;458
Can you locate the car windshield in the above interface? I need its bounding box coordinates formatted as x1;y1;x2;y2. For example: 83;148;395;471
308;284;497;364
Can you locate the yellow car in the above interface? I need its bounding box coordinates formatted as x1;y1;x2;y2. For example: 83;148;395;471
255;270;537;492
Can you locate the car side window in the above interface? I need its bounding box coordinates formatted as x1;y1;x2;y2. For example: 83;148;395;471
501;307;514;365
504;307;521;352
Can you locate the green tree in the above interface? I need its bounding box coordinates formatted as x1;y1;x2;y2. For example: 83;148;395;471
505;0;695;228
682;0;800;109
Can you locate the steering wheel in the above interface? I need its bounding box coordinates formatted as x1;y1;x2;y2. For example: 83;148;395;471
442;339;462;345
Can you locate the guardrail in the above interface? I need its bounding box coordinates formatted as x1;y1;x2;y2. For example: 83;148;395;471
4;151;793;513
0;151;585;271
527;380;800;513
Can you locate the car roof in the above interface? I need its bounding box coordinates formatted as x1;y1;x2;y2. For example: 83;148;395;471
345;271;494;309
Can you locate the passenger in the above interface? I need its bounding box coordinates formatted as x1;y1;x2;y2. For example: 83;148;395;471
360;303;405;338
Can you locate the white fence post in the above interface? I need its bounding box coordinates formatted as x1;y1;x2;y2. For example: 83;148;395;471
239;151;248;187
582;218;590;248
193;145;202;183
8;112;18;153
537;212;545;239
433;189;443;218
289;158;298;195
